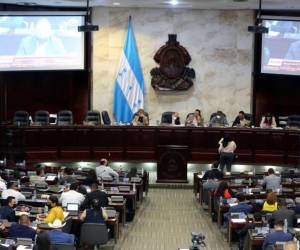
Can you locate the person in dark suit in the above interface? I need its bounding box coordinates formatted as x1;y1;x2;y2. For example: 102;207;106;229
81;183;108;210
228;195;253;215
232;111;251;127
262;220;293;250
162;112;181;125
8;214;36;240
271;199;295;228
202;161;224;180
0;196;16;222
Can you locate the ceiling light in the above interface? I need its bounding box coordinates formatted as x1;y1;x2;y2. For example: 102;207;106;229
169;0;179;6
113;2;120;6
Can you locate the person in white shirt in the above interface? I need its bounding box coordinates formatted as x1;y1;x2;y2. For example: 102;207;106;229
30;168;46;185
1;182;25;202
95;159;119;180
218;135;237;172
59;182;85;208
0;177;7;192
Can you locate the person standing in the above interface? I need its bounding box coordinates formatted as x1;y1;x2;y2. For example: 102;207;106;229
218;135;237;172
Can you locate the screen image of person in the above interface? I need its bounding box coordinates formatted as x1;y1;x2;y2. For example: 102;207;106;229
261;19;300;75
17;18;65;56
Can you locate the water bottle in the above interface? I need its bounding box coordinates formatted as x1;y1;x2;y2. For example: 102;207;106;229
246;186;249;194
141;167;144;175
44;204;48;214
284;219;287;233
101;182;104;191
133;183;136;192
33;189;37;199
249;178;252;187
3;157;6;167
253;168;256;176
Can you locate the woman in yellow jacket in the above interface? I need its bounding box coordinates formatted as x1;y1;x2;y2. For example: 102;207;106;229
262;192;278;213
37;195;64;223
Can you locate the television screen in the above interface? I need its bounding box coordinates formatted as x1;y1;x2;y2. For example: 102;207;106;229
0;14;85;71
261;19;300;76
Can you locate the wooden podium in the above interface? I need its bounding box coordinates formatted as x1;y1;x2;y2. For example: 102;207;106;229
156;145;189;183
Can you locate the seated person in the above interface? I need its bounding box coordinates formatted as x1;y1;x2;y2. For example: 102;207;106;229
218;135;237;172
132;109;149;126
262;192;278;213
95;158;119;180
214;181;234;199
284;241;297;250
0;196;17;222
8;214;36;240
202;161;223;180
203;172;219;191
47;219;75;245
1;182;25;202
81;183;108;210
262;168;281;192
185;109;204;127
171;112;180;125
209;111;228;127
237;212;263;250
80;199;108;224
232;111;251;127
127;167;138;179
0;176;7;192
59;182;85;208
37;195;64;224
82;169;98;186
58;167;77;185
260;112;277;128
271;199;295;228
228;194;252;215
262;220;293;250
30;168;46;185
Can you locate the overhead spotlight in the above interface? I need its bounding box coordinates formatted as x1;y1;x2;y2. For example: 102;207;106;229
169;0;179;6
113;2;120;6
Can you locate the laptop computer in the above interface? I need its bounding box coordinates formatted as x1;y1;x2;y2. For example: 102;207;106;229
66;203;79;216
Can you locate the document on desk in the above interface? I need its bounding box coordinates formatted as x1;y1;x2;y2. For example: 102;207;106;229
231;218;246;223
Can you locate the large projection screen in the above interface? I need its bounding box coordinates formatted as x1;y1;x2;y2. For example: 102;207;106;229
261;19;300;76
0;13;85;71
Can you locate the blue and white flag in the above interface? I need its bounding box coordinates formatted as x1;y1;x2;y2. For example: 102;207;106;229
113;17;145;124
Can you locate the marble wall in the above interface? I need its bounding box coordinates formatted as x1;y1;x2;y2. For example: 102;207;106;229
92;7;254;124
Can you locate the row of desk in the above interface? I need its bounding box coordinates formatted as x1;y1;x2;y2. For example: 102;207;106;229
1;125;300;165
195;172;300;249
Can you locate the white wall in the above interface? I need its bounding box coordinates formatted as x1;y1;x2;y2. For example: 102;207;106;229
92;7;254;124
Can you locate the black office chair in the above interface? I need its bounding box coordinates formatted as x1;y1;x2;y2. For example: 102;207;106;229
13;110;30;126
50;244;76;250
287;114;300;128
57;110;73;126
84;110;101;125
34;110;50;125
161;111;173;124
101;111;111;125
278;116;289;128
80;223;109;247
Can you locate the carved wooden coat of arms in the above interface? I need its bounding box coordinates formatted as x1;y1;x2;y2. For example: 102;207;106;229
150;34;195;91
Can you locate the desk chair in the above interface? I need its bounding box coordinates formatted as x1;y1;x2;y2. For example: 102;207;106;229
13;111;30;126
80;223;109;249
34;110;49;125
161;111;173;124
84;110;101;125
57;110;73;126
101;111;111;125
50;244;76;250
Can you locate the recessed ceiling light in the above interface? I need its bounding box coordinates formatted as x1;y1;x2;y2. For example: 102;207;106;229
113;2;120;6
169;0;179;5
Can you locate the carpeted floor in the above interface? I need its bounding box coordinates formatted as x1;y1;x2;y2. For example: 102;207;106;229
114;188;231;250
